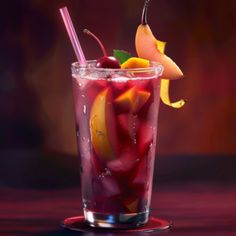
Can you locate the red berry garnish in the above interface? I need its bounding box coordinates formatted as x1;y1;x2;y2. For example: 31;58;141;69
96;56;120;69
83;29;120;69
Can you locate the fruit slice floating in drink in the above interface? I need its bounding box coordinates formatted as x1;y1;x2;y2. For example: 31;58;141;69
90;88;117;161
84;29;120;69
115;86;150;113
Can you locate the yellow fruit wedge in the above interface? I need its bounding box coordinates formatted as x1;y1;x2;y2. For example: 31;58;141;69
121;57;150;69
156;39;186;108
133;90;151;112
90;89;115;161
114;87;137;111
115;87;151;113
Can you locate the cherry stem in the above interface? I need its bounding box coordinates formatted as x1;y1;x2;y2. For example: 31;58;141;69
83;29;107;57
141;0;151;25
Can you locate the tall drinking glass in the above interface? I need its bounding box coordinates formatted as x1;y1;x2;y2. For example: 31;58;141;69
71;60;163;228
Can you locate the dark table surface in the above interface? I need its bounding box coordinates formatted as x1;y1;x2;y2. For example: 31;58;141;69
1;151;236;236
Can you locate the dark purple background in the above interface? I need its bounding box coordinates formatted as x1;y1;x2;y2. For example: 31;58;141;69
0;0;235;156
0;2;236;235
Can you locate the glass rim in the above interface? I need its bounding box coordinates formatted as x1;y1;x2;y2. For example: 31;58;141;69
72;60;163;74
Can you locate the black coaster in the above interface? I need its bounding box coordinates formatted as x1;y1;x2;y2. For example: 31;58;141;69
62;215;171;233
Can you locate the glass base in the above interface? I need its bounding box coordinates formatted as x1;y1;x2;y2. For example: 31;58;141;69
62;215;171;233
84;209;149;228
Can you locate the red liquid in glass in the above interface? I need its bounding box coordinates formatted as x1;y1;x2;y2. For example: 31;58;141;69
72;69;161;216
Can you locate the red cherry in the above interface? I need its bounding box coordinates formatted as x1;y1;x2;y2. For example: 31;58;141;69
83;29;121;69
96;56;120;69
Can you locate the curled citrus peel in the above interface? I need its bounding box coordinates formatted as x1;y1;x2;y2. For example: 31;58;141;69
120;55;185;109
135;0;185;108
156;39;186;108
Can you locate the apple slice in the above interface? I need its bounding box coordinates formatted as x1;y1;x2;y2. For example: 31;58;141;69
115;87;151;113
90;88;117;161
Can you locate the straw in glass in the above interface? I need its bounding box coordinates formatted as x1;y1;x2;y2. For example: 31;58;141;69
59;6;86;65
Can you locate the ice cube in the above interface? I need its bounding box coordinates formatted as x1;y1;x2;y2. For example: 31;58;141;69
101;177;120;197
111;74;132;82
93;175;120;197
117;114;129;132
111;74;130;90
117;114;140;139
132;157;148;185
128;79;149;90
138;122;154;155
107;147;138;173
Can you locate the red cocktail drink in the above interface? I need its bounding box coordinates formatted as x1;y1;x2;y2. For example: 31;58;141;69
72;60;163;228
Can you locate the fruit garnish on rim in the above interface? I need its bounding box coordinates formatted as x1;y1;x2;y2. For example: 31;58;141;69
114;50;132;64
121;57;150;69
135;0;185;108
113;50;150;69
155;32;186;108
84;29;120;69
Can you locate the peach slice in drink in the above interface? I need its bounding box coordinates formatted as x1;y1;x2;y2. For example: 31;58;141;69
90;88;117;161
115;87;150;113
115;87;136;112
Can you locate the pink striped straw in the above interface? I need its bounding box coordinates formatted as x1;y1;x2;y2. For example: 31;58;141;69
59;6;86;65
